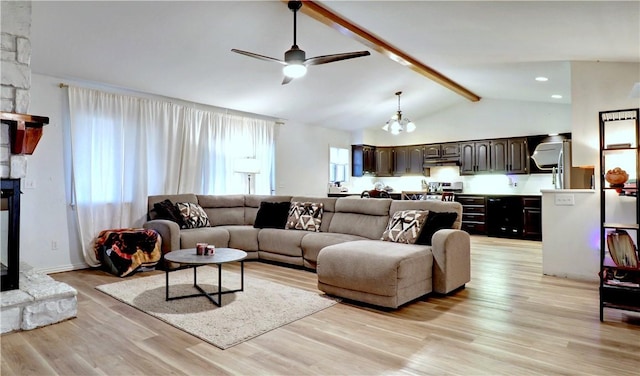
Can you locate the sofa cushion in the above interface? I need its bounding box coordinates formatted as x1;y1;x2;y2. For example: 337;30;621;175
317;240;433;307
197;195;246;226
301;232;367;269
286;201;323;232
381;209;429;244
329;198;391;239
416;211;458;246
221;225;261;252
176;202;211;229
179;227;230;249
253;201;290;229
153;199;184;227
258;228;307;258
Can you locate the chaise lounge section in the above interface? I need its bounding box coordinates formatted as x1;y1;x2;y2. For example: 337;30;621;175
143;194;470;308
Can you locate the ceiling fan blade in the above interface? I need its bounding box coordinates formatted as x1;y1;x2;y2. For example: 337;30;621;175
305;51;371;66
282;75;294;85
231;49;287;65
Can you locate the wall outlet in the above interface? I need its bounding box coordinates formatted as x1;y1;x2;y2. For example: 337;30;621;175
554;193;575;206
24;179;35;189
51;241;58;250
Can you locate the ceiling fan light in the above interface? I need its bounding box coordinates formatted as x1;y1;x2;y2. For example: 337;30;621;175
283;64;307;78
406;121;416;133
382;123;389;131
390;127;401;136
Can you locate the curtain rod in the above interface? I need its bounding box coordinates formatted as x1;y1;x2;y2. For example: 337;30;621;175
56;82;281;123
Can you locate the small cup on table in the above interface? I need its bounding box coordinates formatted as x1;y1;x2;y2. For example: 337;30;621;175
196;242;208;255
206;245;216;256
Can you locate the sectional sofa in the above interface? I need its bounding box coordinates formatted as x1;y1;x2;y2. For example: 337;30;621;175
143;194;471;308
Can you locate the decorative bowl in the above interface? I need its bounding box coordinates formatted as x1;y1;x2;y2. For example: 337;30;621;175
605;167;629;187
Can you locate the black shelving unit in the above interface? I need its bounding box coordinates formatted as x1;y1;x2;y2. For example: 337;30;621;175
598;108;640;321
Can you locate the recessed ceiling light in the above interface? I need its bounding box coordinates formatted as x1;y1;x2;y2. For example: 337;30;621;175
551;94;563;99
535;76;549;82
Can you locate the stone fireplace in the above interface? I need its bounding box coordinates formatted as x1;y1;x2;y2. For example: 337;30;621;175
0;1;77;334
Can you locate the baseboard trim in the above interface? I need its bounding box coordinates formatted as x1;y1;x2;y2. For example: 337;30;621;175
35;263;90;275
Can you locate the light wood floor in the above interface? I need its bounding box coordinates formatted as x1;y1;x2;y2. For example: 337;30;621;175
2;236;639;375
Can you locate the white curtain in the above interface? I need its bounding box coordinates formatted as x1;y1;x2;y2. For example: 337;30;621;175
68;87;275;266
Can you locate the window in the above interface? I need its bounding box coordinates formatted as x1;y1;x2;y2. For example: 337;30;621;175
329;147;349;183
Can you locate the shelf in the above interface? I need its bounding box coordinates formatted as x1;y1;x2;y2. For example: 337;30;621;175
599;108;640;322
603;149;637;154
602;256;640;269
603;223;639;230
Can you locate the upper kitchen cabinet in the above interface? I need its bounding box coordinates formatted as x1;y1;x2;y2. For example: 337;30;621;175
424;143;459;160
424;144;441;159
460;140;491;175
351;144;376;177
394;145;425;175
441;143;460;159
375;147;394;177
491;137;529;174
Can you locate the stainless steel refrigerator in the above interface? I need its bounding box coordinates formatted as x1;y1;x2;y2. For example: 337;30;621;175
531;139;594;189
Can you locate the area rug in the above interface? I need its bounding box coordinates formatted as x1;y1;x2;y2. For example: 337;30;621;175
96;267;338;349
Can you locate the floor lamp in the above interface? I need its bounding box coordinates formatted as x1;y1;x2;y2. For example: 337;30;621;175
234;158;261;194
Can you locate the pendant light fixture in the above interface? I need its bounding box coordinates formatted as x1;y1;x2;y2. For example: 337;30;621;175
382;91;415;135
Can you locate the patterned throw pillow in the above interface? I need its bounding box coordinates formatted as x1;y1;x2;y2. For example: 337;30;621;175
285;201;323;232
381;209;429;244
176;202;211;229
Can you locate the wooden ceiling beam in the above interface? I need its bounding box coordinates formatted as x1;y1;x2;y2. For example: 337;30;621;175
294;0;481;102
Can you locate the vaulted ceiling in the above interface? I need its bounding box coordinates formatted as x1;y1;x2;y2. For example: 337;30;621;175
30;1;640;132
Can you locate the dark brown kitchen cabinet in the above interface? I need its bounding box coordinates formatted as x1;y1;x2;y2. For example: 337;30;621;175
424;144;441;159
407;146;425;174
351;144;376;177
491;137;529;174
508;137;529;174
393;147;408;176
455;195;487;234
522;196;542;240
394;145;425;175
441;143;460;158
375;147;393;177
460;140;490;175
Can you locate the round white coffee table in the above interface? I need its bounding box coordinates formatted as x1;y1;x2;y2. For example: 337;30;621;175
164;247;247;306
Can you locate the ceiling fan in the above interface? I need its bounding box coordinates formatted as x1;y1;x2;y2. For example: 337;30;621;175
231;0;371;85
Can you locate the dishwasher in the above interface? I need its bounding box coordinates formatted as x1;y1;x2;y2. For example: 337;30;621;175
486;196;523;238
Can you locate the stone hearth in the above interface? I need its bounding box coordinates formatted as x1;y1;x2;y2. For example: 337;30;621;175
0;262;77;334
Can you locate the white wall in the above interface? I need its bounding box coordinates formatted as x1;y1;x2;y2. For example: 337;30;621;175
570;62;640;169
541;190;600;281
275;120;351;196
22;74;84;272
540;62;640;281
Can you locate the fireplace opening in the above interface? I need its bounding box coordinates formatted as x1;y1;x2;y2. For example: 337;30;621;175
1;178;20;291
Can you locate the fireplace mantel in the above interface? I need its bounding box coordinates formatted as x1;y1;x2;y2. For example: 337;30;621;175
1;112;50;155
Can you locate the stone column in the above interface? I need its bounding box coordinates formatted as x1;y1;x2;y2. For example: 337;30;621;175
1;1;32;178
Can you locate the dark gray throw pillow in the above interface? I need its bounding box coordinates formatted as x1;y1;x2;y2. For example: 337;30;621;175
416;211;458;245
254;201;291;229
153;199;184;227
